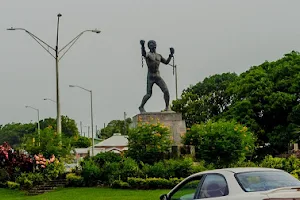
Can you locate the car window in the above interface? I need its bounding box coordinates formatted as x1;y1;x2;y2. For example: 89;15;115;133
198;174;229;199
170;176;203;200
235;171;300;192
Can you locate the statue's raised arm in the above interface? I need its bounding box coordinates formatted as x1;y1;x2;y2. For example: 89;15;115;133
161;47;175;65
140;40;146;57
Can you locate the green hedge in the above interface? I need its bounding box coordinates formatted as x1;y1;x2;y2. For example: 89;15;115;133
111;180;130;189
6;181;20;190
80;153;300;187
66;173;84;187
124;177;183;189
141;157;206;179
15;172;44;189
259;155;300;173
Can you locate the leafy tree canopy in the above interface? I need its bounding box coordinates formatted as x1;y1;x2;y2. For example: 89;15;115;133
0;115;79;148
184;120;256;167
173;51;300;155
99;118;132;139
172;72;237;127
127;123;172;164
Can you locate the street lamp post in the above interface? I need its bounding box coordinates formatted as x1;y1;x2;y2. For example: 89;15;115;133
69;85;94;156
124;112;127;135
25;105;40;146
7;14;101;144
80;121;83;136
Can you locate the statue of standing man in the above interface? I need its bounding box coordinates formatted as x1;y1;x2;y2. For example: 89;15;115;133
139;40;174;113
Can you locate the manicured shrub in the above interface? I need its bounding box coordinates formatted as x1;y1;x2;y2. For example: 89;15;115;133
183;120;256;167
92;152;122;166
127;177;147;189
0;168;10;187
120;157;141;181
126;177;184;189
164;158;193;178
101;162;122;184
190;161;211;174
142;158;193;179
259;155;285;169
146;177;171;189
15;172;44;189
43;159;65;181
111;180;130;189
66;173;84;187
81;159;101;186
127;122;172;164
142;162;167;179
282;155;300;173
6;181;20;190
291;169;300;180
259;155;300;173
229;160;258;168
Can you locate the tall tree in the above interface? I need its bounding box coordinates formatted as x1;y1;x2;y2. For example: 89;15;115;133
221;51;300;154
127;122;172;164
0;116;79;148
0;123;36;147
40;116;79;137
99;118;132;139
22;127;72;158
172;72;237;127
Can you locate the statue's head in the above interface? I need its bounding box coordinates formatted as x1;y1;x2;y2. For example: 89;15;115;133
148;40;156;52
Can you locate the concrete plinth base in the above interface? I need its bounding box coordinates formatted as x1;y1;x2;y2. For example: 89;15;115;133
131;111;186;145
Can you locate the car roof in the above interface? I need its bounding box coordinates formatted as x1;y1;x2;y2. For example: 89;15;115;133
191;167;283;176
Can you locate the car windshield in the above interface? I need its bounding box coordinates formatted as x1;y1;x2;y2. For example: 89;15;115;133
235;171;300;192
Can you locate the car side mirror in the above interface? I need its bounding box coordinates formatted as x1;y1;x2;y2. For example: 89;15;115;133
160;194;168;200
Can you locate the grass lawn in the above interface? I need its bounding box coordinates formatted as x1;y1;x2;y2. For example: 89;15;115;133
0;187;169;200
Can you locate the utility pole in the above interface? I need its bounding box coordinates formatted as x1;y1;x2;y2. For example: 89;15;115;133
124;112;127;135
55;14;62;142
95;125;98;138
80;121;83;136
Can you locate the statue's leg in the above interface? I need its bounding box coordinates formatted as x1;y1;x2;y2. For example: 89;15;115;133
139;77;154;113
156;77;170;111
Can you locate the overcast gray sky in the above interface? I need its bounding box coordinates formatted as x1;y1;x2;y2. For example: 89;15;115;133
1;0;300;134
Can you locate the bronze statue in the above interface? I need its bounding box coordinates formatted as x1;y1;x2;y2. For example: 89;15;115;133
139;40;174;113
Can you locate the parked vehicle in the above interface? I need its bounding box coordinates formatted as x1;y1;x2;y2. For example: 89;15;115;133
160;167;300;200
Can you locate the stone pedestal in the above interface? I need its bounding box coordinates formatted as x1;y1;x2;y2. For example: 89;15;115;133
130;111;186;145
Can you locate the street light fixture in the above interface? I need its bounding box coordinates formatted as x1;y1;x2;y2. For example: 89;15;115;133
69;84;94;156
25;105;40;146
7;14;101;144
43;98;56;103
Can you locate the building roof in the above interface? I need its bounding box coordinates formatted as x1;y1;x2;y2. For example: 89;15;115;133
73;148;89;154
94;133;128;147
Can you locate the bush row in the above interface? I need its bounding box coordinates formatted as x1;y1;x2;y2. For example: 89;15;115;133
79;155;208;186
66;173;84;187
66;175;184;189
126;177;183;189
76;152;300;187
66;176;184;189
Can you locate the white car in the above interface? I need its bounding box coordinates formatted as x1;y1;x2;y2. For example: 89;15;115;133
160;167;300;200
